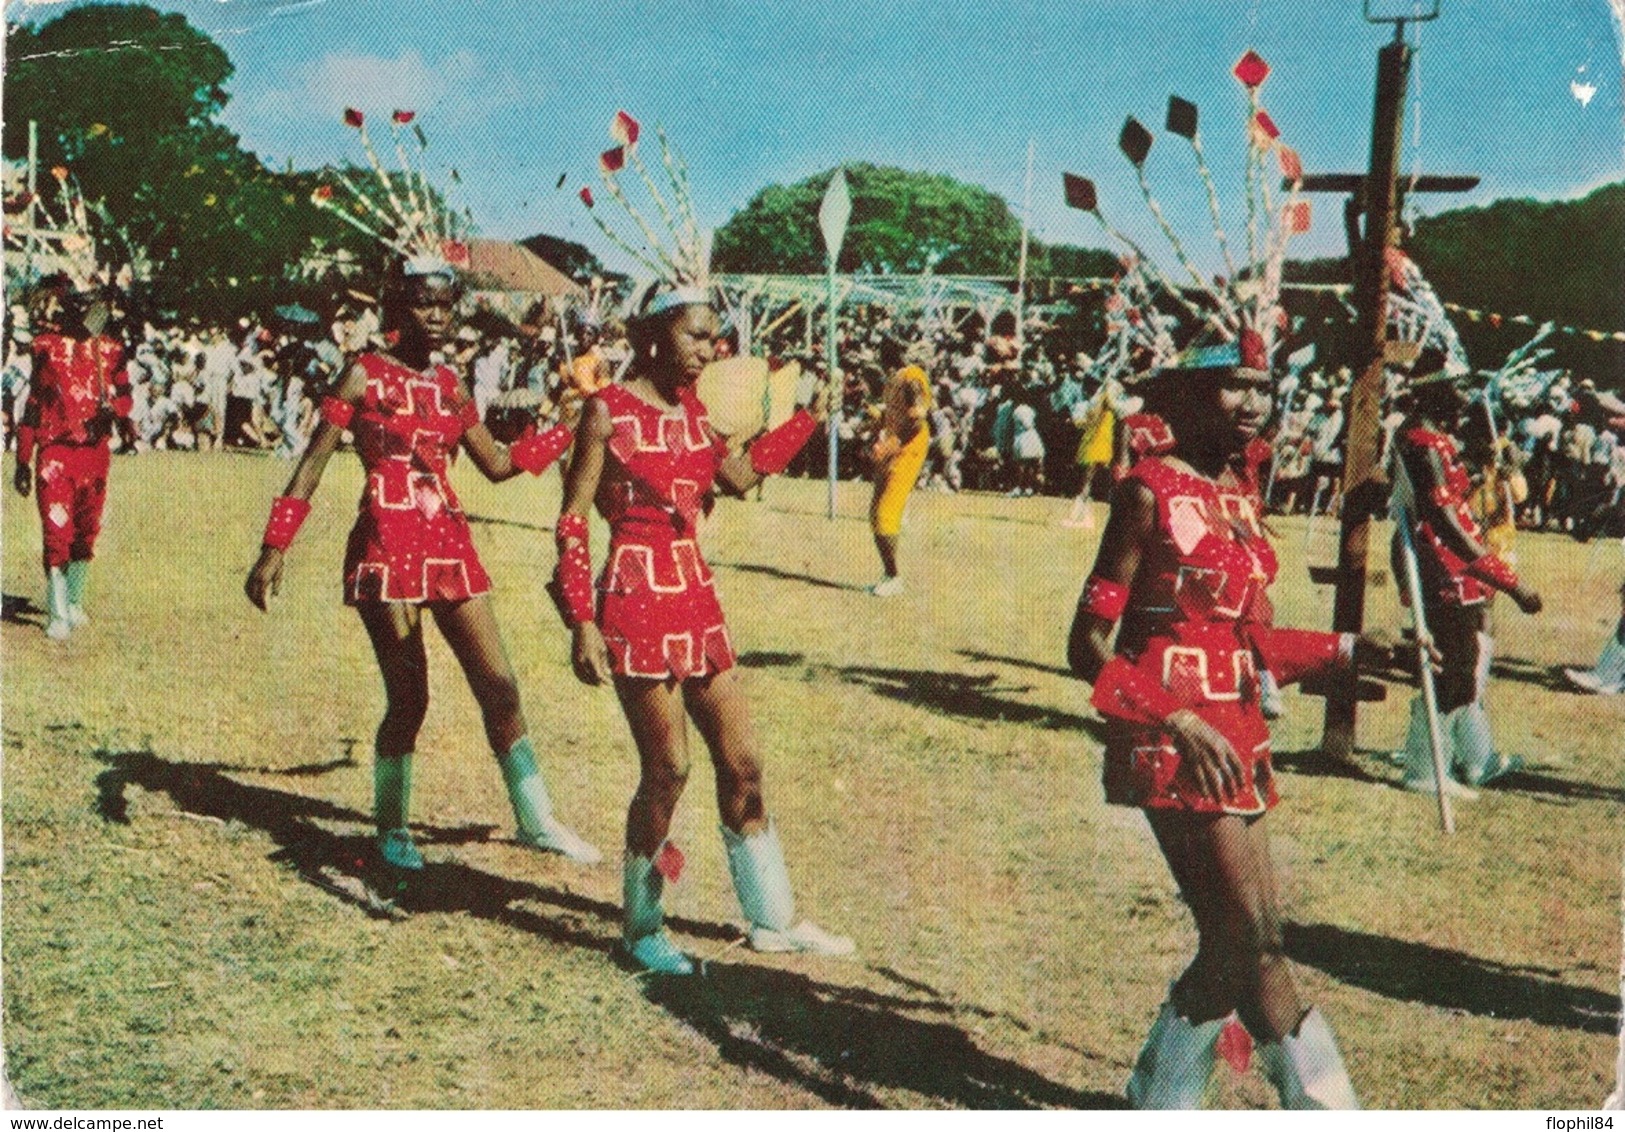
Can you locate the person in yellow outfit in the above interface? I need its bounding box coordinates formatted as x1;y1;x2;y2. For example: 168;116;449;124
868;356;932;597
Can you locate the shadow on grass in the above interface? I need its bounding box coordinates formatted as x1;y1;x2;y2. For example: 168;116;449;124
644;962;1125;1108
2;592;44;628
1489;769;1625;807
716;561;857;592
1286;921;1620;1035
90;747;1108;1107
1270;748;1387;784
1487;657;1568;692
738;652;1106;739
956;649;1074;679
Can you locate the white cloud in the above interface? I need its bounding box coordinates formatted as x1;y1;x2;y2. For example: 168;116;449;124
294;48;481;119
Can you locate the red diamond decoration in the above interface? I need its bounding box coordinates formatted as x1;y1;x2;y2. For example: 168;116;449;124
1233;50;1270;89
1277;145;1304;182
600;146;626;174
1217;1019;1254;1073
654;840;685;883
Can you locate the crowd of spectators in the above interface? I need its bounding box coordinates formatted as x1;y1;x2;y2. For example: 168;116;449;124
4;290;1621;541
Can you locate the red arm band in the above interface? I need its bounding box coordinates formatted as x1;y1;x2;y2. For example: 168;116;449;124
1250;627;1349;688
320;397;355;430
458;397;482;435
1089;656;1184;727
15;425;34;467
1467;553;1520;593
547;512;596;627
110;390;133;419
748;410;817;476
1078;575;1130;622
262;496;312;551
511;424;573;476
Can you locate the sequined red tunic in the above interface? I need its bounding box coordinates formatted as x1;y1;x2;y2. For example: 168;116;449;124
592;382;736;680
341;353;492;605
1093;456;1343;815
1394;425;1492;607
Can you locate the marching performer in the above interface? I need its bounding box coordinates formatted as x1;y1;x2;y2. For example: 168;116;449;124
559;112;853;975
1390;352;1543;795
868;339;932;596
1063;58;1385;1109
245;109;599;872
13;275;131;641
1563;579;1625;694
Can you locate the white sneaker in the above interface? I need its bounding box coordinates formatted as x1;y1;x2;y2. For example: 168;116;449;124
65;604;90;628
45;618;72;641
747;918;856;956
517;817;604;866
869;576;904;598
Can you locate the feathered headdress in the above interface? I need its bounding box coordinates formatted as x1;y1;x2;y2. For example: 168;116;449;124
4;164;122;292
1383;247;1470;381
310;108;471;279
1062;50;1311;373
1088;255;1182;387
580;110;710;317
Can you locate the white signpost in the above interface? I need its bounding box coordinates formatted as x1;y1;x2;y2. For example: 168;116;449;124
818;168;851;520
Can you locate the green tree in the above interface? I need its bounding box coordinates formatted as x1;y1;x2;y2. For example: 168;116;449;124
716;164;1030;275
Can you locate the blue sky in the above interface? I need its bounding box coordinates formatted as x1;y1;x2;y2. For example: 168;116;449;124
9;0;1624;274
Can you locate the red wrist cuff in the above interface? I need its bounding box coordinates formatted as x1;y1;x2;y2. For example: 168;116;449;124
458;398;482;434
1090;656;1183;727
748;410;817;476
549;513;595;626
512;424;572;476
262;496;312;551
1079;575;1130;622
1467;553;1519;592
320;397;355;430
15;426;34;467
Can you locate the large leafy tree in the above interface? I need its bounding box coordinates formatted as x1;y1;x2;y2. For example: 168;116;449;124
715;163;1112;278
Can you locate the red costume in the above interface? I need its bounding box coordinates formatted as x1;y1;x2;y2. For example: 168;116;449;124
340;353;492;605
592;382;736;680
1393;425;1499;607
17;332;131;569
1090;456;1345;814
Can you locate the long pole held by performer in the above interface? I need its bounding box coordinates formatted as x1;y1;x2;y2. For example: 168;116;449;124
1390;450;1455;833
820;168;851;519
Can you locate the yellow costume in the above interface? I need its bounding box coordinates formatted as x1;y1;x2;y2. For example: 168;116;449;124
1078;405;1116;466
870;365;931;538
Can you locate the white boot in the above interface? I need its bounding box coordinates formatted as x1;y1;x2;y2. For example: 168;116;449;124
1124;997;1225;1109
722;823;854;956
64;559;91;627
44;567;71;641
1398;696;1477;799
1564;629;1625;694
1256;1008;1360;1110
1452;701;1522;786
498;737;602;865
622;852;694;975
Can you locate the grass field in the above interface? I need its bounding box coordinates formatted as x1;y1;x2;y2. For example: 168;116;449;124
2;448;1621;1109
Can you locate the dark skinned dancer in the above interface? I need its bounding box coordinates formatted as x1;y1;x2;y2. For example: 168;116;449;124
246;265;601;872
1068;333;1402;1109
551;290;854;975
1391;351;1541;797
